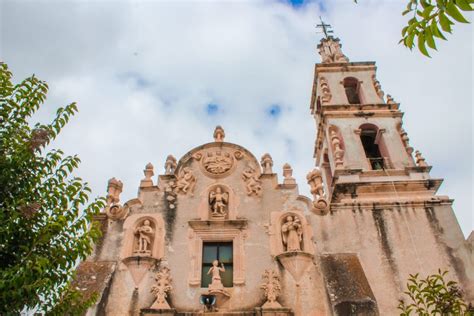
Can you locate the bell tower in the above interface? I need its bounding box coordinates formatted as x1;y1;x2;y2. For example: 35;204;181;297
307;26;474;313
309;35;438;204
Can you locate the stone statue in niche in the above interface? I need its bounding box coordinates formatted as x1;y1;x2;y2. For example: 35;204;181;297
150;266;173;309
281;215;303;252
208;260;225;290
164;155;177;175
260;153;273;174
176;167;196;195
260;269;282;308
242;167;262;196
209;187;229;218
134;220;154;255
202;151;234;175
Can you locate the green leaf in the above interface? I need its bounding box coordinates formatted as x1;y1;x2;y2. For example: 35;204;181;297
406;33;416;49
439;11;453;32
446;1;470;21
425;28;437;49
423;5;436;17
456;0;474;10
418;33;431;57
430;20;447;39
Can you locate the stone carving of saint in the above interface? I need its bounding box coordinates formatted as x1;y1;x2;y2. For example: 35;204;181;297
176;167;196;195
209;187;229;217
242;167;262;196
281;215;303;252
207;260;225;290
134;219;154;255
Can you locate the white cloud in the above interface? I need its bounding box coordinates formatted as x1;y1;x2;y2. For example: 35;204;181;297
1;0;472;236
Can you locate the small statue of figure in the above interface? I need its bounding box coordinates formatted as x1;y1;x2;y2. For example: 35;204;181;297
242;167;262;196
150;267;173;309
207;260;225;290
134;219;154;254
213;126;225;142
281;215;303;252
209;187;229;217
260;153;273;174
176;167;196;195
260;269;282;308
165;155;177;175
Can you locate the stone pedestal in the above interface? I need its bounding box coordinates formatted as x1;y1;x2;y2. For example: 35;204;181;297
140;308;176;316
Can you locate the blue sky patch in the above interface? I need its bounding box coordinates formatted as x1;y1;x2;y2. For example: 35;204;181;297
267;104;282;118
206;103;220;115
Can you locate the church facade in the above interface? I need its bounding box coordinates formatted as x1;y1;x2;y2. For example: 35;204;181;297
76;36;474;316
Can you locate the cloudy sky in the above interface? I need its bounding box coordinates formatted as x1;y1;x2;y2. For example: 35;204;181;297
1;0;472;236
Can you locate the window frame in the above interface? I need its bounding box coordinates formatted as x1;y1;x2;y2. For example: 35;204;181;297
201;241;234;288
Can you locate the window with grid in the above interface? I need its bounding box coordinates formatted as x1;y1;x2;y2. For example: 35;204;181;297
201;242;233;288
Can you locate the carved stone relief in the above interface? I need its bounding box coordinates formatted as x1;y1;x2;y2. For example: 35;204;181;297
329;127;345;169
282;163;296;185
176;167;196;195
260;269;282;309
317;37;349;64
242;166;262;196
320;76;332;105
207;260;226;291
202;151;234;175
149;266;173;310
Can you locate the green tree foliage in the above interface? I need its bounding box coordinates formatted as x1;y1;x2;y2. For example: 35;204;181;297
400;0;473;57
398;270;473;315
0;63;105;315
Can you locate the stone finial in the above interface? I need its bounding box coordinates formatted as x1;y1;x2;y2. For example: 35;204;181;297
307;169;328;212
282;163;296;185
150;266;173;310
260;269;282;309
386;94;396;104
164;155;177;175
107;177;123;205
415;150;428;167
260;153;273;174
372;74;385;99
106;177;126;220
213;125;225;142
140;162;154;187
317;37;349;64
400;129;414;155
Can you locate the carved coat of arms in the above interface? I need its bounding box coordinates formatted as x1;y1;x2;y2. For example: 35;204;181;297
202;151;234;175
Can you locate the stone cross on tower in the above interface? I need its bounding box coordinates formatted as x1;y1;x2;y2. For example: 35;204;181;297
315;17;349;64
